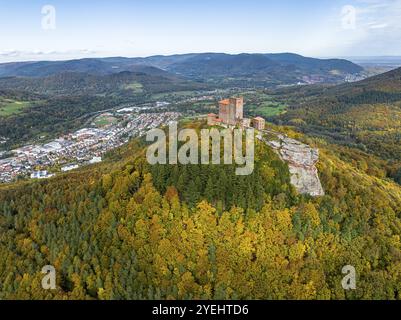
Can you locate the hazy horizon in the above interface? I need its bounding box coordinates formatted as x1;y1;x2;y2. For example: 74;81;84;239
2;52;401;65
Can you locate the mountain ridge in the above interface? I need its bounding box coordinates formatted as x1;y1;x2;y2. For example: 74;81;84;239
0;53;363;86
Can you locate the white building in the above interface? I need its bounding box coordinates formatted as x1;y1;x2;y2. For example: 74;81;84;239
30;170;55;179
61;164;79;172
89;157;102;164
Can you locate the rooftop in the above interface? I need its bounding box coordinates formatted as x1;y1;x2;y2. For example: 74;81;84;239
254;117;265;121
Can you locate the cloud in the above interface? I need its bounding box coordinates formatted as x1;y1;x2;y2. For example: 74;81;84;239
327;0;401;55
354;0;401;30
0;49;99;62
369;23;388;29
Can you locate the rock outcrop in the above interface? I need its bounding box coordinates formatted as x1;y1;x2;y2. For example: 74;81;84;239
258;131;325;197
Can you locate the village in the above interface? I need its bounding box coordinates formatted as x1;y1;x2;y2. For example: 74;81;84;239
0;110;180;183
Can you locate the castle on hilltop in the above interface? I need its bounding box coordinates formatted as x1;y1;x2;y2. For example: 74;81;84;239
208;97;265;130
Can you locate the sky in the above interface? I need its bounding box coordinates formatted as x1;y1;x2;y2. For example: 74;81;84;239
0;0;401;62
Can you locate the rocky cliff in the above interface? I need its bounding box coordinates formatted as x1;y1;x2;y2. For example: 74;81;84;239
258;131;325;197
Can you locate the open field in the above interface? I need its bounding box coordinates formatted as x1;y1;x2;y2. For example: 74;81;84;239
257;102;287;117
0;99;30;116
122;82;144;93
242;91;287;118
94;114;118;127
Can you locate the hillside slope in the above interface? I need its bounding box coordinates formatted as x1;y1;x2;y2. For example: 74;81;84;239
274;67;401;167
0;126;400;300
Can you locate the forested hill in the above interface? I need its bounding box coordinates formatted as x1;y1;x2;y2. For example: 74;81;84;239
273;67;401;171
0;124;400;300
0;69;206;96
165;53;362;83
334;66;401;94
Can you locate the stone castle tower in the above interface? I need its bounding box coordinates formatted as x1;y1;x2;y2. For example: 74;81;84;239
218;97;244;126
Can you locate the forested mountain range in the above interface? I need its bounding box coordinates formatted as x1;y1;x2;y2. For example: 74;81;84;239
163;53;362;83
0;122;400;299
0;53;363;85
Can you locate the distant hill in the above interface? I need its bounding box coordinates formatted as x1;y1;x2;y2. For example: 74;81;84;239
0;58;194;78
0;68;206;96
266;53;362;74
0;59;114;77
332;66;401;94
0;53;363;86
165;53;362;82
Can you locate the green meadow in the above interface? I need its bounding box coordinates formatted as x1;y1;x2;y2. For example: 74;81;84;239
0;99;31;116
242;91;287;118
94;115;118;127
123;82;144;93
257;102;287;117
